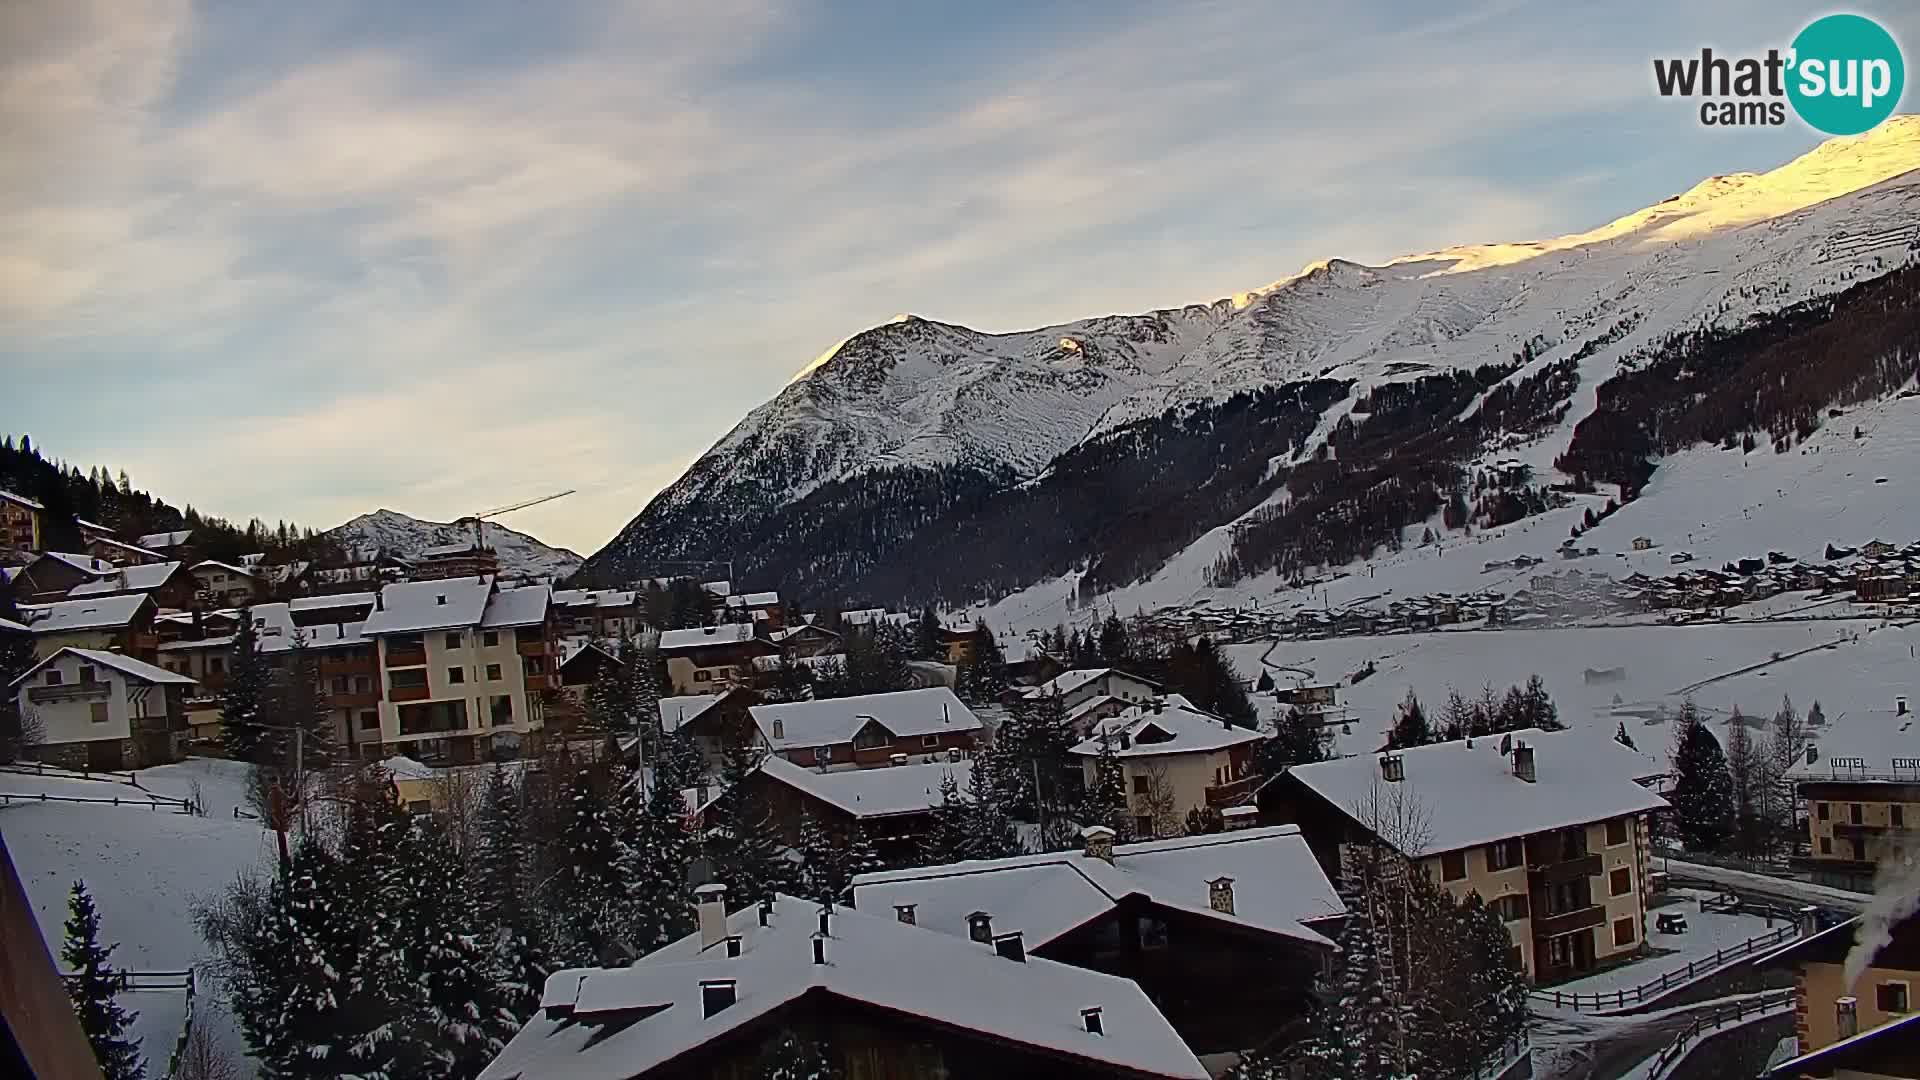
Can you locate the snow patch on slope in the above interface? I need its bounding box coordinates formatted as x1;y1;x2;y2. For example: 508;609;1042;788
328;508;583;581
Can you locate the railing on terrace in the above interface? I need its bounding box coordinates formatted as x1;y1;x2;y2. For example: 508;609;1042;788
1644;989;1794;1079
61;968;198;1079
1464;1030;1531;1080
1530;922;1799;1013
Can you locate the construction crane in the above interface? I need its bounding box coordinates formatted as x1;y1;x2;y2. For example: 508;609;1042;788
462;489;574;550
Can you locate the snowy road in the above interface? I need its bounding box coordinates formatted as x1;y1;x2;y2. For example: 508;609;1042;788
1532;991;1790;1080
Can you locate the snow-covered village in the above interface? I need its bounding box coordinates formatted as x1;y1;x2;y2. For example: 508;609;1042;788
6;6;1920;1080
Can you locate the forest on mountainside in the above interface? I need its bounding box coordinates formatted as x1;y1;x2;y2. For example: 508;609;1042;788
0;435;346;564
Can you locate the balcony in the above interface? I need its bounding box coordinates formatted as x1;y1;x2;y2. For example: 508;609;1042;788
390;684;430;703
525;674;551;691
1833;822;1904;840
517;637;549;658
385;646;427;668
1529;853;1603;887
1532;905;1605;938
27;683;112;705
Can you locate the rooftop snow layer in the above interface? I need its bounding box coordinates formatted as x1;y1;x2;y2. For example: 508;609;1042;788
17;593;151;633
11;647;196;688
853;825;1341;950
749;687;981;752
1789;707;1920;781
1068;695;1264;758
757;754;969;818
65;561;184;598
1283;727;1668;856
360;577;493;635
134;530;192;549
480;584;551;629
659;694;722;731
657;622;762;651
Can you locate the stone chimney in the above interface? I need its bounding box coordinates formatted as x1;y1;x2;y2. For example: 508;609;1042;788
1083;825;1116;864
812;933;827;965
696;883;728;950
1900;696;1909;717
894;904;917;925
1512;742;1536;784
993;931;1026;963
758;897;774;926
725;934;742;958
1837;996;1859;1039
1081;1007;1104;1036
1380;753;1405;783
700;979;736;1018
1208;876;1236;915
967;911;993;944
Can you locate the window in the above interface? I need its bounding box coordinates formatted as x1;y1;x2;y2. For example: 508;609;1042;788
482;631;499;647
1487;838;1523;871
1817;802;1831;820
448;667;465;685
1852;804;1864;825
1440;850;1467;881
1495;894;1529;922
390;669;428;690
78;665;96;684
45;669;63;686
89;702;110;724
1610;867;1632;897
486;664;502;681
1877;982;1910;1014
1134;815;1154;838
1606;819;1629;846
355;676;371;693
1821;836;1833;854
445;633;463;650
1132;775;1150;795
524;656;545;675
490;696;513;727
359;710;379;731
1895;805;1907;829
332;677;348;693
853;723;891;750
694;669;712;683
209;656;224;673
921;735;940;749
1612;917;1636;948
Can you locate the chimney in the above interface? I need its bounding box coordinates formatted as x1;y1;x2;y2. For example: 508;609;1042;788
1208;876;1236;915
1380;753;1405;783
895;904;917;925
1837;996;1858;1039
1798;905;1820;939
993;931;1026;963
818;906;832;937
759;897;774;927
812;933;827;965
696;883;729;950
1900;696;1909;717
1081;1007;1105;1036
1082;825;1116;863
967;911;993;944
1512;742;1536;784
1806;744;1820;766
700;979;736;1018
725;934;742;958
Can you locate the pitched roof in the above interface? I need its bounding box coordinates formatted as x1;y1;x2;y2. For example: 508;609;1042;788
1028;667;1160;700
1788;707;1920;782
749;687;981;753
35;552;117;577
17;593;151;633
659;694;721;732
135;530;192;549
657;622;765;651
247;603;367;652
360;577;493;635
189;559;257;578
479;894;1209;1080
286;591;378;612
480;584;551;629
1283;728;1669;857
1763;1009;1920;1078
89;537;166;562
852;826;1341;951
0;488;44;511
757;754;969;819
65;561;184;598
9;646;195;689
1067;695;1264;758
0;616;30;634
552;588;639;609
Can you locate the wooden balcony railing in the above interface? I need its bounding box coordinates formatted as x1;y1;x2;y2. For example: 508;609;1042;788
1531;904;1605;939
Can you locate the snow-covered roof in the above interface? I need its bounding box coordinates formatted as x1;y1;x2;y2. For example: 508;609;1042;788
1025;667;1160;699
748;652;841;673
1788;707;1920;781
853;825;1341;952
360;577;493;635
377;755;436;782
0;616;30;634
88;537;166;562
65;561;183;598
1068;696;1264;759
134;529;192;550
699;579;731;596
480;584;551;629
1283;728;1669;857
0;488;44;511
725;590;781;607
286;591;377;612
757;754;969;818
415;542;480;559
657;622;763;652
768;623;839;644
9;647;195;689
74;517;112;532
17;593;150;633
749;687;981;752
36;552;117;577
189;559;256;579
0;565;21;583
480;893;1209;1080
841;607;911;627
659;694;721;732
551;588;638;609
247;603;367;652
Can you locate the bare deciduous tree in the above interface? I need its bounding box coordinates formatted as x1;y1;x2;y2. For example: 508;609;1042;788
1138;761;1180;839
173;1023;239;1080
430;765;487;855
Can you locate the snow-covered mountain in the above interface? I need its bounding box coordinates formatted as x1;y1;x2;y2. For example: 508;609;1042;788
585;119;1920;608
329;509;583;581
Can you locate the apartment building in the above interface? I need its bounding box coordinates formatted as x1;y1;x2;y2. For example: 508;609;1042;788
9;647;193;770
0;489;43;552
551;588;645;639
1788;702;1920;891
1069;695;1265;839
189;561;267;606
1763;910;1920;1077
82;536;169;568
64;561;195;610
658;622;777;694
134;530;195;561
1271;728;1667;982
15;552;118;601
1025;667;1163;715
360;578;554;765
17;593;160;663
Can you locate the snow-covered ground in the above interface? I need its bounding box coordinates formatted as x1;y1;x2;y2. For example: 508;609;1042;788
1546;889;1788;1000
3;758;272;1074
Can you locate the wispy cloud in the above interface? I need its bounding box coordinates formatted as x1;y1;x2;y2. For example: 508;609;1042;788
3;0;1900;551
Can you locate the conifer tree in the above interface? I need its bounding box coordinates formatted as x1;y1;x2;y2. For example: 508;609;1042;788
1669;700;1735;853
846;823;887;879
545;769;630;966
1079;729;1135;843
1299;892;1413;1080
629;740;697;951
962;756;1021;860
220;607;270;761
916;773;976;866
1614;721;1637;750
62;881;143;1080
1263;706;1331;775
472;764;544;1020
797;810;848;904
0;583;38;760
1725;707;1768;855
706;731;797;905
1097;613;1132;665
1388;688;1431;749
754;1027;842;1080
401;814;517;1076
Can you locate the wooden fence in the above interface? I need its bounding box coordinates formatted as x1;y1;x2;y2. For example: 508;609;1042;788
0;791;194;813
59;968;198;1079
1530;922;1799;1013
1644;989;1795;1079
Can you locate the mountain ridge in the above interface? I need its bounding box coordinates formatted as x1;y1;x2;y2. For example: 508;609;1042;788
329;508;583;581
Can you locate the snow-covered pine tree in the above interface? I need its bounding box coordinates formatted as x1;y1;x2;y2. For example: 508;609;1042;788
220;607;270;761
796;810;848;904
915;773;976;866
846;823;887;879
962;755;1021;859
1079;728;1135;844
254;836;362;1079
1387;688;1431;749
61;880;143;1080
753;1026;842;1080
1725;706;1768;856
399;813;517;1077
1669;699;1735;853
1262;706;1331;775
956;618;1010;706
545;769;629;967
1614;721;1637;750
1300;890;1415;1080
342;774;431;1075
705;724;798;904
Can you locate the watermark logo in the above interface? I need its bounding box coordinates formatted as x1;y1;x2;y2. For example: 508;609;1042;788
1653;13;1904;134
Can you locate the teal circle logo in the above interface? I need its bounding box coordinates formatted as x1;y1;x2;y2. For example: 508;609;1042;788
1788;14;1904;135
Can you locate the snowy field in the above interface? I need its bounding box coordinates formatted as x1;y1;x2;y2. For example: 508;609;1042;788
1220;618;1917;754
3;758;272;1075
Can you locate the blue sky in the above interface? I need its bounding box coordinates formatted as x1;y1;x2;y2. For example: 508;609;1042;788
2;0;1914;553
